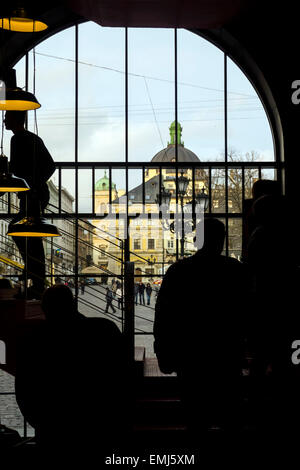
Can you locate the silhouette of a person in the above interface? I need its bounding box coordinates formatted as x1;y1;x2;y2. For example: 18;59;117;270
246;194;300;431
154;218;248;435
105;286;116;313
4;110;55;298
15;285;130;457
242;179;281;262
138;282;145;305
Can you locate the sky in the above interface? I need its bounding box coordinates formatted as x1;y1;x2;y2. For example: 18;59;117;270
2;22;274;212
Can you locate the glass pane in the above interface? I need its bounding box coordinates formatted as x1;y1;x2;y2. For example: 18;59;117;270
228;218;242;260
78;169;92;213
78;275;123;331
228;168;242;213
178;30;225;161
28;27;75;161
244;168;259;200
261;168;276;181
61;169;75;213
128;28;175;162
78;23;125;162
14;56;26;90
44;217;75;286
94;168;110;214
47;169;59;214
227;57;274;161
212;168;225;213
134;276;156;358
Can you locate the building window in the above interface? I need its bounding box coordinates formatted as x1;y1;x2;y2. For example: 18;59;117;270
148;239;155;250
133;239;141;250
167;239;174;249
145;268;154;274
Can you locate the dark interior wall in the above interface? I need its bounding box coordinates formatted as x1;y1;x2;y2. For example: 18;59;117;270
225;2;300;209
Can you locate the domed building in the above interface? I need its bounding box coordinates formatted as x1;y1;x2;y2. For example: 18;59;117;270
92;123;206;276
150;121;200;164
140;122;206;202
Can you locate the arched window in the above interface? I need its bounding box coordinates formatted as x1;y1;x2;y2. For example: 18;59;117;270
0;21;281;365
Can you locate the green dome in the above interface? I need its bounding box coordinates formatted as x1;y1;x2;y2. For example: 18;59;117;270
168;121;183;146
95;170;116;191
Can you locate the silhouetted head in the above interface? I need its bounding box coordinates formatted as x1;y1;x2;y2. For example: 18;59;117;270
199;218;225;256
4;111;26;133
0;278;12;289
41;285;77;322
252;194;284;226
252;179;280;201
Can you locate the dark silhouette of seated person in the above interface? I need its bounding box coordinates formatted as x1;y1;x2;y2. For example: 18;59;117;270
154;218;248;434
246;194;300;431
0;278;12;289
247;194;298;295
4;110;55;298
242;179;281;262
15;285;130;455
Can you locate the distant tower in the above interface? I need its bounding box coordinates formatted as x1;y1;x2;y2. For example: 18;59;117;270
168;121;184;146
94;170;118;213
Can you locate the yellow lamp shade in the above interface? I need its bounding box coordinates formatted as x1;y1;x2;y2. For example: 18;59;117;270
0;7;48;33
0;155;30;192
0;17;47;32
0;87;40;111
0;177;30;191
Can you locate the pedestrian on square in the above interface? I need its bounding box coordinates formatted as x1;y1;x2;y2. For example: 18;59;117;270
134;283;139;305
138;281;145;305
146;283;152;305
80;280;85;295
116;286;123;309
105;287;116;313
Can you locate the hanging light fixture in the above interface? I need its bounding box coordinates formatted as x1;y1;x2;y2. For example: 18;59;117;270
0;154;29;191
0;70;40;111
7;197;61;237
0;7;48;33
7;216;61;237
0;87;41;111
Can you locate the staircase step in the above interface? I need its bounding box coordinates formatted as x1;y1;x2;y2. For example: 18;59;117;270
134;346;146;376
144;357;176;377
134;397;185;425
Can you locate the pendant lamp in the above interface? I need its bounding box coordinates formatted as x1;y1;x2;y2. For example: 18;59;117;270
0;87;40;111
0;7;48;33
7;197;61;238
0;154;30;191
0;69;40;111
7;216;61;237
